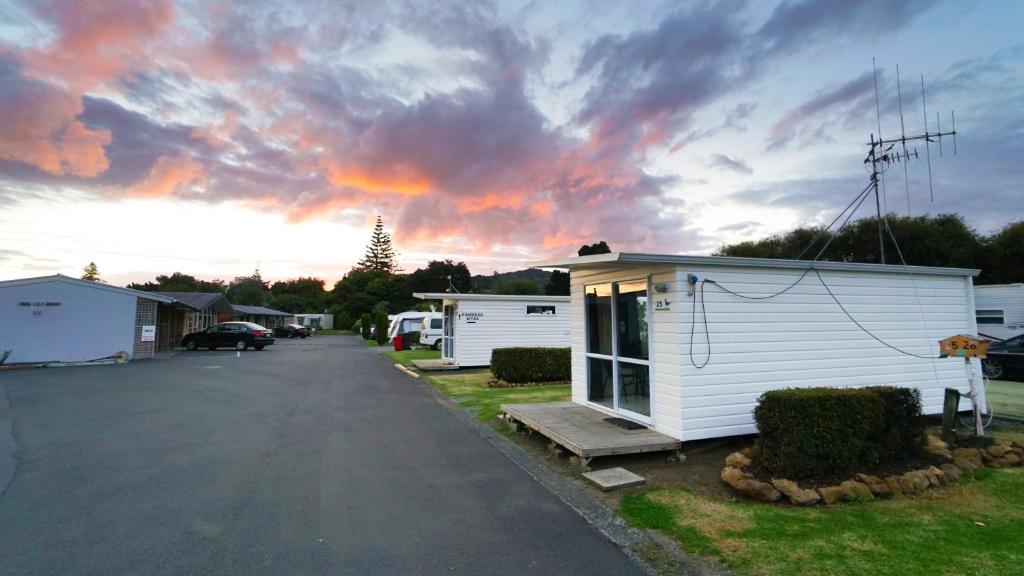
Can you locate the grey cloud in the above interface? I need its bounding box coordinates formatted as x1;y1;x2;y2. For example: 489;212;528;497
708;153;753;175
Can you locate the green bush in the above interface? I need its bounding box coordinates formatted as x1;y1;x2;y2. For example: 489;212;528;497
753;386;925;479
360;313;372;340
491;347;570;383
335;312;352;332
375;311;388;346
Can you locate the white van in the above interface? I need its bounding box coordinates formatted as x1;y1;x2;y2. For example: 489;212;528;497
417;313;444;349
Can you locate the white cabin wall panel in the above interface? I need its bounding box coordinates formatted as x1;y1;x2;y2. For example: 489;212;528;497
0;280;138;363
974;285;1024;340
673;263;979;441
451;298;570;367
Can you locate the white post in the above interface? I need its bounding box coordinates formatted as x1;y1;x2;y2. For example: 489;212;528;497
965;356;984;437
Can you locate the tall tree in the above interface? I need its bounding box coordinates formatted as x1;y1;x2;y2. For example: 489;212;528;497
545;269;570;296
578;241;611;256
493;278;542;295
408;260;472;294
357;215;399;273
226;267;269;306
984;221;1024;284
128;272;226;293
81;262;102;282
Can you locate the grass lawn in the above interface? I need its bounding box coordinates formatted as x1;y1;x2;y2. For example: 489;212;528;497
987;379;1024;419
621;468;1024;576
421;369;570;421
384;348;441;366
314;329;354;336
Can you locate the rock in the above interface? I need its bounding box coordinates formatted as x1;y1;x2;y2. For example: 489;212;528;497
924;435;953;460
1005;452;1021;466
771;479;821;506
740;446;755;459
733;478;782;502
884;476;904;495
725;451;752;469
854;473;882;484
990;458;1010;468
721;466;751;486
951;448;983;467
899;471;931;494
818;485;844;505
839;480;875;502
953;457;980;472
986;445;1007;458
940;463;964;482
923;468;941;488
927;465;947;485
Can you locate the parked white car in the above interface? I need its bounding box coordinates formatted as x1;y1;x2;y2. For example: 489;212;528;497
417;313;444;350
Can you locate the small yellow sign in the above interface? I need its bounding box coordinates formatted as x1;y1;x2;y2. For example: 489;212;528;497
938;335;990;359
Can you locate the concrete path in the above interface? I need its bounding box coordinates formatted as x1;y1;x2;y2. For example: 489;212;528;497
0;336;644;575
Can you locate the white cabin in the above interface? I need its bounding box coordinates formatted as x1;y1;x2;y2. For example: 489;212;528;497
974;284;1024;341
294;313;334;330
412;293;571;367
534;252;985;442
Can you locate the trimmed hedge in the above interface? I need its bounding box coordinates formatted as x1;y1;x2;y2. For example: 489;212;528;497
753;386;925;479
491;347;570;383
360;313;372;340
375;311;389;345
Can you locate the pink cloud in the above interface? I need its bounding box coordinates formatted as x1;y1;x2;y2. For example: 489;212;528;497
126;152;204;197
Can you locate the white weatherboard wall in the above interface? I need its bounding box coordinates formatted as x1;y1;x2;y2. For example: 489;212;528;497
569;262;983;442
974;284;1024;341
0;278;139;363
441;296;570;367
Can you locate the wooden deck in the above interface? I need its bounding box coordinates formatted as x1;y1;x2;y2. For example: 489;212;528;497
501;402;682;465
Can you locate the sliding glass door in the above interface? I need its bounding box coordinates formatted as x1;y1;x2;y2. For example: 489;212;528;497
584;279;651;420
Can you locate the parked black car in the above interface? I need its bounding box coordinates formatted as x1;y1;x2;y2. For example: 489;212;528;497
182;322;275;351
982;334;1024;380
273;324;308;338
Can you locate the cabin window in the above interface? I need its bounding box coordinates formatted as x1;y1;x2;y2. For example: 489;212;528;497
527;305;556;315
585;279;651;418
976;309;1004;325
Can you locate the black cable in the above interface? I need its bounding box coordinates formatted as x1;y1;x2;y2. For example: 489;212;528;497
812;269;936;359
704;183;874;302
688;280;711;368
794;181;874;260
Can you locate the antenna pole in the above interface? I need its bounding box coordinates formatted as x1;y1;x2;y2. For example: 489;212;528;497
921;75;935;202
870;133;886;264
896;65;912;216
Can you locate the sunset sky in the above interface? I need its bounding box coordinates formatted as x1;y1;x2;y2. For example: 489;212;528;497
1;0;1021;286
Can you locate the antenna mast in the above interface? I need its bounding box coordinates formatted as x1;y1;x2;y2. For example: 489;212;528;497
864;61;958;264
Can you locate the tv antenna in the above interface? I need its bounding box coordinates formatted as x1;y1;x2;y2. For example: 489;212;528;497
864;59;958;264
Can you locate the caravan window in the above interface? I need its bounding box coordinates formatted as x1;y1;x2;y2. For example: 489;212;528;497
976;309;1004;325
430;318;442;329
527;305;556;315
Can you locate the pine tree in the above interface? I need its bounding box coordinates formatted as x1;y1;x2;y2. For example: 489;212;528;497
357;215;399;273
81;261;103;282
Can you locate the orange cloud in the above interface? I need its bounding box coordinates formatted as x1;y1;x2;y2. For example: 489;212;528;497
127;153;204;197
24;0;175;91
323;162;432;195
0;74;111;177
457;193;524;214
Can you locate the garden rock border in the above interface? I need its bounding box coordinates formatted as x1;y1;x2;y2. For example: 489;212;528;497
720;435;1024;505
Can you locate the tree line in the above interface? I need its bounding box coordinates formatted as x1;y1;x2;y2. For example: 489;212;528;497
715;214;1022;285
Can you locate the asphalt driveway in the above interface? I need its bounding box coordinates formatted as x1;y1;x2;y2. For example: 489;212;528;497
0;336;643;575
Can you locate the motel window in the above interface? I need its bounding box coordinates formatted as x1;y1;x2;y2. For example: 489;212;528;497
976;309;1004;325
527;305;556;315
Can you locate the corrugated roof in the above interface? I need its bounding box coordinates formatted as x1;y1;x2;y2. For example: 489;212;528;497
413;292;570;302
0;274;175;302
154;292;230;311
531;252;980;277
231;304;292;316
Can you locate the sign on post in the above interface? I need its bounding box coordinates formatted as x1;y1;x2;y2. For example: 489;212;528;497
938;334;990;438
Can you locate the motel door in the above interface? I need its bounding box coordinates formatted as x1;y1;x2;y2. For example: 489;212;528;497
442;304;456;359
583;280;651;422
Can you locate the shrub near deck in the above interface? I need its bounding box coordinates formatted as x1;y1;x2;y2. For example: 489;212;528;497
490;347;570;383
754;386;925;479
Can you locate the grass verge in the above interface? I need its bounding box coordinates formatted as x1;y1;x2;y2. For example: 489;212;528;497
314;329;354;336
384;349;441;366
421;368;570;421
987;379;1024;419
620;468;1024;576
